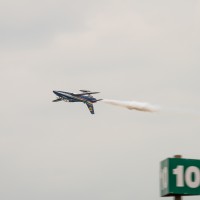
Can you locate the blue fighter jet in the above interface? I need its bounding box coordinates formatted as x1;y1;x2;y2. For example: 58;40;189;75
53;90;102;114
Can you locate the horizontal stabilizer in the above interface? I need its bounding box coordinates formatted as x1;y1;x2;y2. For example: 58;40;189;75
75;91;100;96
80;90;91;92
80;90;99;94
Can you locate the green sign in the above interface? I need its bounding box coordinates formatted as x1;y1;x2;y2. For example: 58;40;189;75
160;158;200;197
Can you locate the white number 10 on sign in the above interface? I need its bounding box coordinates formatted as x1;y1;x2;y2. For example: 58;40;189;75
173;166;200;188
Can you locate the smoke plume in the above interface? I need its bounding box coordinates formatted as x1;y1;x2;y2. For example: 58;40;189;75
102;99;160;112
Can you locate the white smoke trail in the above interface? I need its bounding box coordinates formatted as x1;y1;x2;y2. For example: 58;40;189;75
102;99;160;113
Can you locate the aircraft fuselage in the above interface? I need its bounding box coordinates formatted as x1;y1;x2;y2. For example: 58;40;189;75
53;91;98;103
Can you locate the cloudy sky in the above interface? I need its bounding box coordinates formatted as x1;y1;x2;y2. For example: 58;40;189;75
0;1;200;200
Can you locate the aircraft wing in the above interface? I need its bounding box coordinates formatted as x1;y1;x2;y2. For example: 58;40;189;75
75;92;99;96
52;98;62;102
86;102;95;114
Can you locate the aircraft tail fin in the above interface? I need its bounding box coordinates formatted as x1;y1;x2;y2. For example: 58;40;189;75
86;102;95;114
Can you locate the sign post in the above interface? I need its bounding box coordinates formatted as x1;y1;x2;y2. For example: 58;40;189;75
160;155;200;198
174;155;182;200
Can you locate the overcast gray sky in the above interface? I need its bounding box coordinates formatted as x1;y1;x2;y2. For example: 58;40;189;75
0;1;200;200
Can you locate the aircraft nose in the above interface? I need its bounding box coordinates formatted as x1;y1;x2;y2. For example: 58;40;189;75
53;90;58;95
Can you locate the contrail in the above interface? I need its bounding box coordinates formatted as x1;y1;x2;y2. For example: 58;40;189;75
101;99;200;119
102;99;160;113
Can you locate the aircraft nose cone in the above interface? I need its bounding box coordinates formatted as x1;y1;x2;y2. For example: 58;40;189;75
53;90;58;95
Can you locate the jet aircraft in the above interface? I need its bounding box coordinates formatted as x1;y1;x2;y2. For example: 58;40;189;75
52;90;102;114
